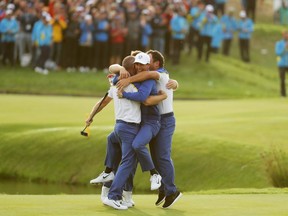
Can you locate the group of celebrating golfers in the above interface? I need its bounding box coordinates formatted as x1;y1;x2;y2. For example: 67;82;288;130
85;49;182;210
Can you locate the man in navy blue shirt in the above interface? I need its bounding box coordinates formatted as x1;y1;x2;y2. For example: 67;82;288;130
118;52;163;191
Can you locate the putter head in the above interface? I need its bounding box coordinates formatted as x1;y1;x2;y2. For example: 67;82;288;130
80;131;88;137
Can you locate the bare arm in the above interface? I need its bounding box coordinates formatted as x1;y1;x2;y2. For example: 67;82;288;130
109;64;130;79
143;90;167;106
116;71;160;90
109;64;122;73
85;96;112;126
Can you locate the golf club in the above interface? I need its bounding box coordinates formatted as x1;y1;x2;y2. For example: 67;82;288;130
80;92;108;137
80;125;89;137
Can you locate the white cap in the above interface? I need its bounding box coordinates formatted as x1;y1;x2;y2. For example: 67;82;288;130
42;11;49;17
205;4;214;12
134;52;150;65
239;10;246;18
45;15;52;22
84;14;92;21
5;9;13;15
86;0;95;6
76;5;84;12
142;9;149;15
7;3;15;10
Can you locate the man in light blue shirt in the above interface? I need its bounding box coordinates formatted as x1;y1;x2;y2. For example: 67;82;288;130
0;9;19;66
275;30;288;97
197;4;218;62
94;10;109;71
237;10;254;63
170;8;188;65
220;7;237;55
188;0;205;56
32;13;52;74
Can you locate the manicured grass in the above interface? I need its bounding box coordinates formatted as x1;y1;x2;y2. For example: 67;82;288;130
1;189;288;216
1;94;288;192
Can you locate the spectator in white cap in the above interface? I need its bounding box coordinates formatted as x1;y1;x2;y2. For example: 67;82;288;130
197;4;218;62
32;13;52;75
0;8;19;66
237;10;254;62
7;3;15;11
78;13;94;72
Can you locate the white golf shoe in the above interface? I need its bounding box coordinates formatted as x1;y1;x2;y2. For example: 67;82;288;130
90;171;115;184
150;174;162;190
122;190;135;207
100;186;110;203
103;197;128;210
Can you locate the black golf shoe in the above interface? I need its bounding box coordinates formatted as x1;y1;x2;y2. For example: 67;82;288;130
162;191;182;209
155;191;165;206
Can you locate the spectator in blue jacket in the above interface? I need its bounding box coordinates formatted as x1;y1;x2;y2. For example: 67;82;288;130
94;10;110;71
237;10;254;63
140;9;153;52
170;7;189;65
0;9;19;66
78;14;94;72
211;21;223;53
220;7;237;56
0;1;5;59
188;0;205;56
275;30;288;97
151;5;167;55
197;4;218;62
33;13;53;75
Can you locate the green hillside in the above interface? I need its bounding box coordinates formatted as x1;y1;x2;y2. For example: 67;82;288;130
1;95;287;192
0;21;286;99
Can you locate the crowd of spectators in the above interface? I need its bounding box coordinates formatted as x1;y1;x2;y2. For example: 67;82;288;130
0;0;259;74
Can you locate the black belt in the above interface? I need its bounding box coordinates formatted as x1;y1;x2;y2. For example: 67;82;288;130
116;120;140;126
161;112;174;118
